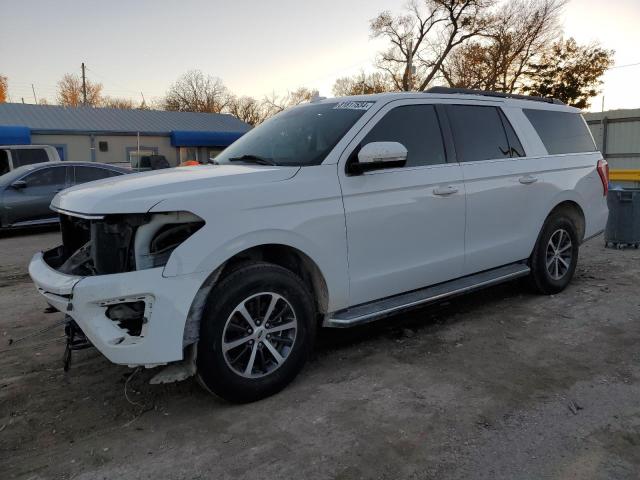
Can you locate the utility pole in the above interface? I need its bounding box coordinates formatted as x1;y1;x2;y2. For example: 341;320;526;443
406;39;414;91
31;84;37;103
81;62;87;106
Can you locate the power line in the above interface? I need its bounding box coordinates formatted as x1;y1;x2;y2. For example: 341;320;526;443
608;61;640;70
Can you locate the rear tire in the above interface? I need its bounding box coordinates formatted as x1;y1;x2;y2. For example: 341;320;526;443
196;262;316;403
529;214;580;294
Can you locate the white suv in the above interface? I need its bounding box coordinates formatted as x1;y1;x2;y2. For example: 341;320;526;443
29;88;609;402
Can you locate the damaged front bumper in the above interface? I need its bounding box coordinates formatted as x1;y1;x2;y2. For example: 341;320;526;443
29;249;208;367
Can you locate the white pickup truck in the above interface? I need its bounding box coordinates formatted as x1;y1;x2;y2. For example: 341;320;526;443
29;88;608;402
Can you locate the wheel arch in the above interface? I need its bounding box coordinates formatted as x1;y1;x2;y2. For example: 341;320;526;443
545;200;586;242
182;243;330;348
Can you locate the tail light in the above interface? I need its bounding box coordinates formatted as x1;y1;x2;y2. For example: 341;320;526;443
597;159;609;196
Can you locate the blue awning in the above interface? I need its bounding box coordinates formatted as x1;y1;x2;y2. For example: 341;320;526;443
170;130;246;147
0;125;31;145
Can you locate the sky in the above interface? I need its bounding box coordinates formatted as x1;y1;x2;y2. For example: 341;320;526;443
0;0;638;111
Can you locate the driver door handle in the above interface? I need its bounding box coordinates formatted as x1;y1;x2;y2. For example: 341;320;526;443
519;175;538;185
433;185;459;196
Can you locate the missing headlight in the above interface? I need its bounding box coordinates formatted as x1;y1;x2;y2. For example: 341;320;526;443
47;211;203;276
134;212;204;270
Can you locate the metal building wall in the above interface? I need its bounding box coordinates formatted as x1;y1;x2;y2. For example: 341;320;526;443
585;109;640;170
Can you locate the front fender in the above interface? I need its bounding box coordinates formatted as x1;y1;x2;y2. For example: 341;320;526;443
164;228;349;312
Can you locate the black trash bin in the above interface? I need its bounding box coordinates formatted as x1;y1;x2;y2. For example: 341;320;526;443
605;187;640;248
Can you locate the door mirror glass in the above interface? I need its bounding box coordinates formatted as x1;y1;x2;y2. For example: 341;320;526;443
350;141;407;174
10;180;27;189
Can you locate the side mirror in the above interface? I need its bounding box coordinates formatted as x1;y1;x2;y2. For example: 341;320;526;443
348;141;408;175
10;180;27;190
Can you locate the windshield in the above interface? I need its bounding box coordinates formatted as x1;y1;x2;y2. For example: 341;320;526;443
215;101;373;166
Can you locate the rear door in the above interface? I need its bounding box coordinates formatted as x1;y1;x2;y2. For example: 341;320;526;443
339;100;466;306
4;165;70;225
445;103;542;274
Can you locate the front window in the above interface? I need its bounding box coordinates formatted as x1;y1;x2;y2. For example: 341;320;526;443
215;101;373;167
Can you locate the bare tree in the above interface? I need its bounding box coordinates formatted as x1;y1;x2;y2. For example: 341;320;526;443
163;70;230;113
57;73;103;107
261;87;319;118
101;96;134;109
440;0;567;92
333;72;396;96
0;75;7;103
226;96;268;126
371;0;495;91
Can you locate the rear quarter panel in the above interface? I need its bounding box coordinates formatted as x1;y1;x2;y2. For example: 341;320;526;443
525;151;607;252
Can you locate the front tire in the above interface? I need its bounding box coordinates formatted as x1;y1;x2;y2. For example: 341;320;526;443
197;262;316;403
529;214;580;294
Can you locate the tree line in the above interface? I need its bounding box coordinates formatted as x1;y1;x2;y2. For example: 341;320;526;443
0;69;318;126
0;0;614;124
334;0;613;109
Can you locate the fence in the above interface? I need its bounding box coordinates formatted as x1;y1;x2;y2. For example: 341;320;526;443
585;109;640;186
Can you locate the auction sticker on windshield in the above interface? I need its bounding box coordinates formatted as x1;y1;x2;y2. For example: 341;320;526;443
333;101;375;110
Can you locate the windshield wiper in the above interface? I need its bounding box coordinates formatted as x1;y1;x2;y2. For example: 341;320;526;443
228;155;277;166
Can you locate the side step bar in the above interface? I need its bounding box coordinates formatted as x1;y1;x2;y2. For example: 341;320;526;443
324;263;530;328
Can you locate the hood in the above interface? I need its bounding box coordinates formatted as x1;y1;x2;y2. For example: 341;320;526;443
52;164;300;215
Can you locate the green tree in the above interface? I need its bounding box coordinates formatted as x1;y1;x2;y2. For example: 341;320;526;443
522;38;614;109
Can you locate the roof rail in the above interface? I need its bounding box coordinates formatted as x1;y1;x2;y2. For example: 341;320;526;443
425;87;565;105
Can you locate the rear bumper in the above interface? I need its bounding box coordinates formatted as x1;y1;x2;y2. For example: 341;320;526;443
29;250;208;366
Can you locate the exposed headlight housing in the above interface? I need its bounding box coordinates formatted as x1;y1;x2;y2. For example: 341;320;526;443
47;211;204;276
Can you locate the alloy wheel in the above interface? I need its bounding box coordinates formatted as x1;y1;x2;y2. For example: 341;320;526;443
221;292;298;379
546;228;573;280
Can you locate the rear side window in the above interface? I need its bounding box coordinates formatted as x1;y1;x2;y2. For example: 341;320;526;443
74;166;113;184
523;109;595;155
447;105;515;162
362;105;446;167
11;148;49;167
499;110;525;157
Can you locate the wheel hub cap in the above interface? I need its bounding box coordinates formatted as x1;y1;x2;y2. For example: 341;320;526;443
221;292;297;379
546;228;573;280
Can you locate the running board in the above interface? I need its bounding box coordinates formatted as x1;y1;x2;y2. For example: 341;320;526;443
324;263;530;328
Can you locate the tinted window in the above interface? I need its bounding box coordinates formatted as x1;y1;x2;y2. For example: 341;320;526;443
12;148;49;167
499;110;526;157
0;150;9;175
216;102;370;166
523;109;596;155
23;166;67;187
447;105;511;162
362;105;446;167
74;166;114;184
107;168;124;177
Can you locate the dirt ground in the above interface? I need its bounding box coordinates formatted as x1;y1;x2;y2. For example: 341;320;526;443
0;228;639;480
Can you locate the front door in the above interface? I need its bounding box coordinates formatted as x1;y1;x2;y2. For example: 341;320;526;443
4;165;70;226
339;101;466;307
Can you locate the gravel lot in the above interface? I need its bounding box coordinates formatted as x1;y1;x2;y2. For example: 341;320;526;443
0;228;639;480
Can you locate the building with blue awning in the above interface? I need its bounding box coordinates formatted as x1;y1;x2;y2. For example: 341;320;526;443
0;103;251;167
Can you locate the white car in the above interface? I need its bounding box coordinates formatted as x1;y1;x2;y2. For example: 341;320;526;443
0;145;61;175
29;88;609;402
